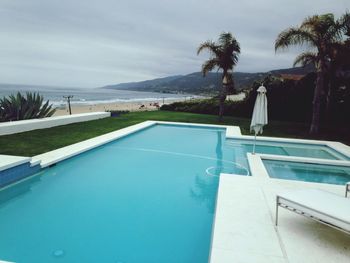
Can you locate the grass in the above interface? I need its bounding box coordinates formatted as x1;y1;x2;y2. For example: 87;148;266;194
0;111;342;157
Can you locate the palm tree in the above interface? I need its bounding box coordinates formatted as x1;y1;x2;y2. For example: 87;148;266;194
325;12;350;123
197;32;240;121
275;14;343;134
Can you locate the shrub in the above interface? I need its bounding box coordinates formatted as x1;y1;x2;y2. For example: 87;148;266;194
160;72;350;128
106;110;130;117
161;98;239;115
0;92;56;122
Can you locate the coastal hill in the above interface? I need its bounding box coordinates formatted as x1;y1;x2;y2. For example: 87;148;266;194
102;65;314;95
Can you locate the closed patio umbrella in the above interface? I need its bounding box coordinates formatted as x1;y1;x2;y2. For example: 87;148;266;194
250;85;268;154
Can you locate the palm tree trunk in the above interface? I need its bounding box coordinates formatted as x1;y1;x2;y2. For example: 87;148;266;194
218;90;227;121
325;66;337;128
325;79;333;128
218;71;228;121
309;60;326;134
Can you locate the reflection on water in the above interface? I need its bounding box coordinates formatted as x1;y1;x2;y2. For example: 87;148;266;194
0;173;43;208
214;131;223;176
190;174;218;214
190;131;222;213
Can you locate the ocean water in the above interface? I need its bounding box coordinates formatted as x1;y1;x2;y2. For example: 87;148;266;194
0;84;197;106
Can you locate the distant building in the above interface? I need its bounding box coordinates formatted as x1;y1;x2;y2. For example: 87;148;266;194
280;74;305;81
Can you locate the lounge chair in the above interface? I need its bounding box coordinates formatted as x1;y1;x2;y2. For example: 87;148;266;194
275;187;350;234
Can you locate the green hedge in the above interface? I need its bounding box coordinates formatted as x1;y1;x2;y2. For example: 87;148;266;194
160;98;242;116
161;72;350;127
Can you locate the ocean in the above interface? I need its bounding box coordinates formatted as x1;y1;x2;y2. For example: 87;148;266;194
0;84;197;107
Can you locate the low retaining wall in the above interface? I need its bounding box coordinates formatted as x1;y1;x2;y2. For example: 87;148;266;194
0;112;111;136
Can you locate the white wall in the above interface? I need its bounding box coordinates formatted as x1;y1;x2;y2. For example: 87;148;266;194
0;112;111;136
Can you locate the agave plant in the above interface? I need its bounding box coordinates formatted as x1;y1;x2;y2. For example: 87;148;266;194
0;92;56;122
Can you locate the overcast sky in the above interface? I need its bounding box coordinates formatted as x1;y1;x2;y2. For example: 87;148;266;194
0;0;348;88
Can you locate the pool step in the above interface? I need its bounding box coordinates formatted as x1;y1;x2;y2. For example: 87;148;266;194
0;155;41;188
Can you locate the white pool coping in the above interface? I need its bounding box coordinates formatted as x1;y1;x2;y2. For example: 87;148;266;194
1;121;350;263
0;155;32;172
31;121;155;168
228;134;350;159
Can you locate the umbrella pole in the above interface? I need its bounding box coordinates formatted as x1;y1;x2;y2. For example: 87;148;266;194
253;133;257;154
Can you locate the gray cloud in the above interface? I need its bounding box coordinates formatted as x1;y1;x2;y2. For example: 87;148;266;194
0;0;348;87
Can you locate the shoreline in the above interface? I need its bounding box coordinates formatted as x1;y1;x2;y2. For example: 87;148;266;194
52;93;246;116
53;98;191;116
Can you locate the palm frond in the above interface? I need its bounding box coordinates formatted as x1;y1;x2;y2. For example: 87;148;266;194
339;11;350;37
201;59;219;76
225;38;240;65
301;14;342;45
293;52;317;67
320;14;343;43
230;37;241;54
218;32;233;47
275;27;316;51
197;41;219;56
301;14;334;29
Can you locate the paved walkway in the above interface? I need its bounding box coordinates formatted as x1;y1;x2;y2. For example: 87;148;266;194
210;175;350;263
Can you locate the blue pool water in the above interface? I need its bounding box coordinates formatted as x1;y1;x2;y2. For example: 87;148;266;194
227;139;349;160
264;160;350;185
0;123;348;262
0;124;247;263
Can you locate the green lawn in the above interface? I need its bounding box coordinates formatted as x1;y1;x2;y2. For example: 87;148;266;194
0;111;338;157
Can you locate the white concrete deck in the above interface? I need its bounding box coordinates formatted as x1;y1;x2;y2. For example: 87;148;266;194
210;174;350;263
0;155;31;171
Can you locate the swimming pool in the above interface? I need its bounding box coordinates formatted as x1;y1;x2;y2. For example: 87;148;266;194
226;139;349;160
0;123;349;263
263;160;350;185
0;124;247;263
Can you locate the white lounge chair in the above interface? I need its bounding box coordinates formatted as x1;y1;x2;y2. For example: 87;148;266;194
276;188;350;234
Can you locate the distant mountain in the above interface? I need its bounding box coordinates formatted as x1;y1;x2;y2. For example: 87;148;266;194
102;66;315;95
270;64;315;75
106;75;183;91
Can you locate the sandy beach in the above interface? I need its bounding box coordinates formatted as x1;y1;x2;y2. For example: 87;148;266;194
53;98;187;116
53;93;246;116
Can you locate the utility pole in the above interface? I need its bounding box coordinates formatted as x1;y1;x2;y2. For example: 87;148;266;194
63;95;73;115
